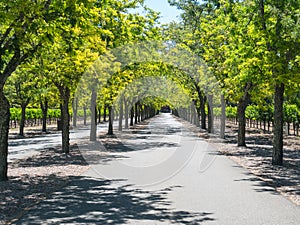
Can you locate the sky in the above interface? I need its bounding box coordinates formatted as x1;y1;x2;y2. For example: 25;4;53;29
142;0;182;24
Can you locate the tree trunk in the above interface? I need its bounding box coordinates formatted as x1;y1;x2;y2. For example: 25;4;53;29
19;99;30;136
134;102;138;124
138;103;141;123
272;83;284;165
118;97;124;131
195;106;200;127
19;105;26;136
125;100;129;129
220;94;226;139
72;97;78;127
83;106;87;126
107;106;114;135
0;92;10;181
237;83;252;146
103;105;107;122
59;88;70;154
90;89;97;141
130;106;134;126
207;95;214;133
200;95;206;129
41;100;48;133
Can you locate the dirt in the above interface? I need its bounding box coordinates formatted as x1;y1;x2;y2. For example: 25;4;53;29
0;146;89;224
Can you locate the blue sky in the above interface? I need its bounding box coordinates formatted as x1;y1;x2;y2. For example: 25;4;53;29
143;0;182;24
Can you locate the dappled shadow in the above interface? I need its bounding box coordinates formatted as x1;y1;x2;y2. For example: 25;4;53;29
226;146;300;194
12;145;88;168
99;134;180;153
103;140;180;152
220;123;300;204
8;127;60;140
14;176;215;224
0;173;70;224
234;173;279;195
8;133;61;147
78;141;129;165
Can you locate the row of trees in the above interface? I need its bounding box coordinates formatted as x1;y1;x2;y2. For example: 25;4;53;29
167;0;300;165
9;102;300;133
0;0;161;181
0;0;299;181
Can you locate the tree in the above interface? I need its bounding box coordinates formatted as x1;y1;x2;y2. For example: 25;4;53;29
4;66;37;136
0;0;58;181
256;0;300;165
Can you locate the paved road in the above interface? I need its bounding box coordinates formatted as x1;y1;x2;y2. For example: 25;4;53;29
13;114;300;224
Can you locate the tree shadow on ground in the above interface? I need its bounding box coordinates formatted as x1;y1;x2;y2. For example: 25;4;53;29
221;126;300;203
14;176;215;225
0;174;70;224
11;145;88;168
234;173;280;195
8;133;61;147
103;140;180;152
99;133;180;153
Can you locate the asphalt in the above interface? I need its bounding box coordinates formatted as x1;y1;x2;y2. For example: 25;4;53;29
12;113;300;225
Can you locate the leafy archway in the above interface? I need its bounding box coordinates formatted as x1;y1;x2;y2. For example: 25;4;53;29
75;40;222;139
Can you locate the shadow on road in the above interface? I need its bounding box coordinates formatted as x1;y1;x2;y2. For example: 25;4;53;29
14;177;215;225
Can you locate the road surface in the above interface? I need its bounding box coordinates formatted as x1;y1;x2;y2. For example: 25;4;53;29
13;114;300;224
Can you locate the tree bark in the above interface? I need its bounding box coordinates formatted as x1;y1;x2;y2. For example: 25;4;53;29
19;100;29;136
0;92;10;181
130;106;134;126
237;82;252;146
272;83;284;165
72;97;78;127
118;96;124;131
124;100;129;129
41;100;48;133
59;87;70;154
195;106;200;127
134;102;138;124
90;89;97;141
207;94;214;133
200;95;206;129
83;106;87;126
19;98;30;136
103;105;107;122
220;94;226;139
107;106;114;135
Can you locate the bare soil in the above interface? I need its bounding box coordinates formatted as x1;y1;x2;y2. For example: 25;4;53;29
0;146;89;224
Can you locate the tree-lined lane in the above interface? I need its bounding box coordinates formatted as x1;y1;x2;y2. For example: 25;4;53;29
14;113;300;224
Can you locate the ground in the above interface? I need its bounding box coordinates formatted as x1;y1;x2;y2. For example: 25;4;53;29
0;115;299;224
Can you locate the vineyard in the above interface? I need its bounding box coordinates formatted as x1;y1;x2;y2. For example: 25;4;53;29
10;104;300;137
